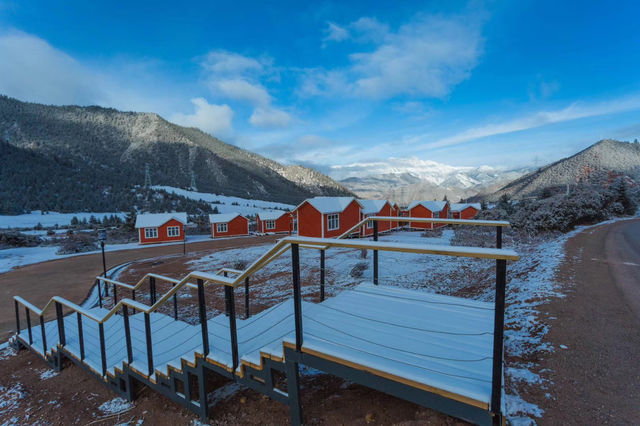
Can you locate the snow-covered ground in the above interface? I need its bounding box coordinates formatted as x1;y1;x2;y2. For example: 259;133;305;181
0;211;126;229
153;186;294;215
0;234;212;274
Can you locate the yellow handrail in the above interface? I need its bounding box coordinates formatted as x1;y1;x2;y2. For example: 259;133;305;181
337;216;510;240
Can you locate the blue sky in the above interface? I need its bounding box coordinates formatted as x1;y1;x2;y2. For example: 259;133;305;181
1;0;639;176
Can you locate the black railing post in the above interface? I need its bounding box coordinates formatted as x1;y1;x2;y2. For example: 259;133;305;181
244;277;250;319
291;243;303;351
113;284;118;305
55;302;65;347
320;249;325;302
123;306;133;364
99;322;107;376
490;258;507;421
496;226;502;249
225;286;239;371
144;312;153;376
373;221;379;285
40;315;47;355
97;280;103;309
223;271;229;316
197;279;210;357
149;276;156;304
77;312;85;361
172;283;178;320
25;308;32;345
14;300;20;335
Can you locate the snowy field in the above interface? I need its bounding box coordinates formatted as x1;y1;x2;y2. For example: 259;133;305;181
0;235;212;274
153;186;294;215
0;211;126;229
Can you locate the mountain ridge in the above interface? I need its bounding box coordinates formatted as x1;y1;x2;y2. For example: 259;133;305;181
336;158;530;204
0;95;353;213
478;139;640;201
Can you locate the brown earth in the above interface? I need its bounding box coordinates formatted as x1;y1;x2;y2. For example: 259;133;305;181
537;218;640;424
0;347;466;425
0;235;278;339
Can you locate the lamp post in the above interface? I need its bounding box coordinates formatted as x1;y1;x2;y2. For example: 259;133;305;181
98;229;107;296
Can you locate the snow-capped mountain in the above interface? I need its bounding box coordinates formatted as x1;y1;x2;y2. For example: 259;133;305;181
334;158;531;204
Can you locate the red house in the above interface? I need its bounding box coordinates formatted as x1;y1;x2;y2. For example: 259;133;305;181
209;213;249;238
135;213;187;245
294;197;363;238
256;211;291;234
359;200;394;236
408;201;450;230
450;203;481;220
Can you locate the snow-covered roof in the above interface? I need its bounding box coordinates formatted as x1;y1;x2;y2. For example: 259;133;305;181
295;197;363;214
407;201;448;212
257;211;289;221
135;213;187;228
209;213;245;224
450;203;481;212
359;199;390;215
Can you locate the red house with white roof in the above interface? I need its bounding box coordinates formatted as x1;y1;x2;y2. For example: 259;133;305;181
359;200;394;236
450;203;481;220
256;211;292;234
209;213;249;238
294;197;363;238
135;212;187;245
408;201;450;230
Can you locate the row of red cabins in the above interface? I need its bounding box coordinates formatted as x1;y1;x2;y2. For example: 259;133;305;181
134;198;480;243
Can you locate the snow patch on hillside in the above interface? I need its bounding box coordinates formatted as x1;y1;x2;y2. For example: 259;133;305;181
153;186;294;215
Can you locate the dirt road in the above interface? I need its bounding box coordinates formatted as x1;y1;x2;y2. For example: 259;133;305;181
540;218;640;424
0;235;278;338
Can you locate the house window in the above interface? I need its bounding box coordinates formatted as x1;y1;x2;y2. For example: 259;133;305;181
433;212;440;218
265;220;276;230
366;216;373;229
144;227;158;239
327;214;340;231
167;226;180;237
216;223;228;233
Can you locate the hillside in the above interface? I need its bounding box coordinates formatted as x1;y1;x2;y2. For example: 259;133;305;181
0;96;352;213
481;139;640;201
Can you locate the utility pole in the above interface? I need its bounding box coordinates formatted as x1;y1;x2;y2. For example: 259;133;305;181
144;164;152;188
190;170;197;191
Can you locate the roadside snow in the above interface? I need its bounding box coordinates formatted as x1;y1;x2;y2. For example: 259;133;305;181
98;397;133;415
0;344;16;360
39;369;59;380
0;211;126;229
0;234;212;274
0;383;25;416
153;186;294;216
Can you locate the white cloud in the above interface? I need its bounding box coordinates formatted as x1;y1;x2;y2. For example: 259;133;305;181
170;97;234;137
323;22;350;43
349;17;389;43
303;13;484;99
200;49;293;128
249;107;292;128
0;31;102;105
201;50;265;75
414;95;640;149
210;78;271;106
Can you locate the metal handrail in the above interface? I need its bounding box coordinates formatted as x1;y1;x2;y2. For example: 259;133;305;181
337;215;510;240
